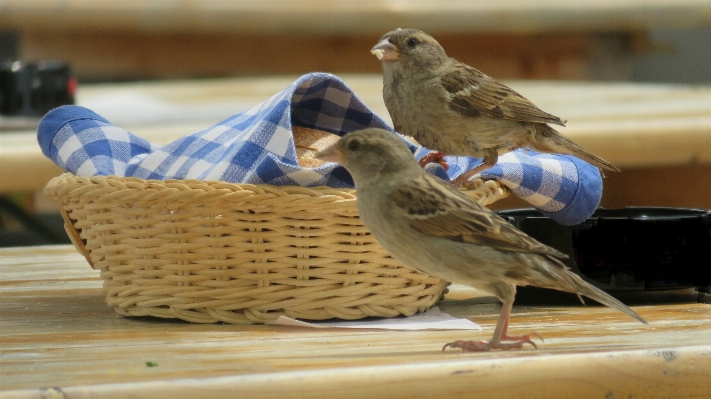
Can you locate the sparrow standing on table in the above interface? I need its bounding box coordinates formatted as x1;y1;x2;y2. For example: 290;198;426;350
371;28;620;183
315;128;646;351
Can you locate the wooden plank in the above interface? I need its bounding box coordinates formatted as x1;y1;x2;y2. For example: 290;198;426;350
489;163;711;214
488;164;711;211
1;0;710;35
1;245;710;398
0;134;65;193
16;31;615;81
3;347;711;399
517;81;711;168
2;76;711;194
600;164;711;209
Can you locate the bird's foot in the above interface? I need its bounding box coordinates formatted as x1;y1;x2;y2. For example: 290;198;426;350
442;335;540;352
493;339;538;350
450;163;492;187
419;151;449;171
502;331;544;345
442;340;490;352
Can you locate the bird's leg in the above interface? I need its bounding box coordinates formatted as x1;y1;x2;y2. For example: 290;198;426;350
418;151;449;171
499;317;544;344
450;162;493;187
450;149;498;187
442;300;535;351
443;294;541;351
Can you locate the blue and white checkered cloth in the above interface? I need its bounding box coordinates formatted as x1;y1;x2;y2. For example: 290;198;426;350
38;73;601;225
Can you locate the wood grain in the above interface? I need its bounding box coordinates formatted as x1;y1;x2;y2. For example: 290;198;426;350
1;245;710;398
600;164;711;209
16;30;627;81
4;1;710;81
1;0;710;35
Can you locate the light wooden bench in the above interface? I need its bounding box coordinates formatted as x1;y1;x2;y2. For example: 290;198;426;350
2;75;709;209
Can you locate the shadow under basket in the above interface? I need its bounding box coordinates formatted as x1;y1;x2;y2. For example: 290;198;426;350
44;173;508;324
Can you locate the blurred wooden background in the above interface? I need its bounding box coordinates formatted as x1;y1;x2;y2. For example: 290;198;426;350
3;0;710;82
16;30;640;81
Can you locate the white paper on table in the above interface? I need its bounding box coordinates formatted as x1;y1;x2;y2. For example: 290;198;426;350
271;307;481;330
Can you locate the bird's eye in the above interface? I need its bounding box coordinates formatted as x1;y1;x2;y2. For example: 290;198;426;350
407;38;420;48
348;140;361;152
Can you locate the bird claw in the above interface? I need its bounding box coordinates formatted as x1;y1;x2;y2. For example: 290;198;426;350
442;340;489;352
502;331;544;344
450;162;492;187
496;339;538;350
442;331;542;352
419;151;449;171
442;338;538;352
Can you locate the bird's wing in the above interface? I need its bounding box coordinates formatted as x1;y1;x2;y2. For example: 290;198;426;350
389;174;568;258
440;63;566;127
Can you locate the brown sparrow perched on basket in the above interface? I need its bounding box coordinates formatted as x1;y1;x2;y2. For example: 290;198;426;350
371;28;620;185
316;128;645;351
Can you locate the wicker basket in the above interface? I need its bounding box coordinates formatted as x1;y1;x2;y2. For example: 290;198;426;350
44;173;508;324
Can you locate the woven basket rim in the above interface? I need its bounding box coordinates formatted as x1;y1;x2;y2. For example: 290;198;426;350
45;172;357;197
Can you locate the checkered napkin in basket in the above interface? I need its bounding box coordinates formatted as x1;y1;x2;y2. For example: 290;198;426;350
37;72;601;225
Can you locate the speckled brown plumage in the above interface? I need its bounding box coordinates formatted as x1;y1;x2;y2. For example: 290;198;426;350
371;28;620;174
315;128;645;351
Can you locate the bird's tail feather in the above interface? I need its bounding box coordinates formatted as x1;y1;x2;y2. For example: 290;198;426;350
540;259;647;324
533;125;621;172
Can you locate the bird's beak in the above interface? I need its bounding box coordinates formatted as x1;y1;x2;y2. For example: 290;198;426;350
370;40;400;61
315;144;344;164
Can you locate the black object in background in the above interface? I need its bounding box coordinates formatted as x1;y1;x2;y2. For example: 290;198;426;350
498;207;711;304
0;195;69;247
0;31;19;60
0;61;76;117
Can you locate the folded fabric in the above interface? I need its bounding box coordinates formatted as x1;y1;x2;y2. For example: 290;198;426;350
38;72;601;225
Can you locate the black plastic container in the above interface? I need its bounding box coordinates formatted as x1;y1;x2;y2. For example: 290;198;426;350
497;207;711;304
1;61;76;117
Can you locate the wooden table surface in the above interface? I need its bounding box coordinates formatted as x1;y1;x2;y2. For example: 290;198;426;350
1;245;710;398
2;74;711;193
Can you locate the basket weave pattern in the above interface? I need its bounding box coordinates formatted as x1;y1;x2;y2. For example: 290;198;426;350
45;173;508;324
